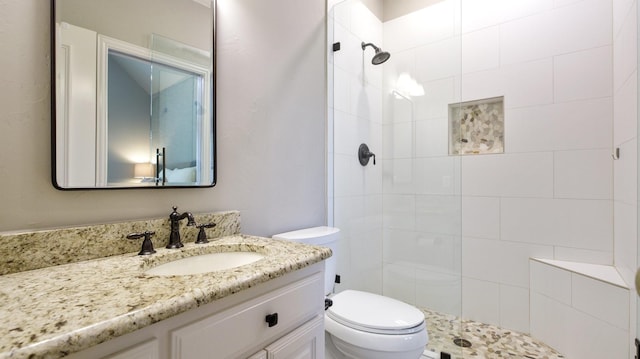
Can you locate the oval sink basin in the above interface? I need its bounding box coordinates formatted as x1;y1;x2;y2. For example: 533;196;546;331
145;251;265;276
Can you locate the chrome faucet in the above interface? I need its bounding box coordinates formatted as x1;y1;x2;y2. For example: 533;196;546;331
167;206;196;249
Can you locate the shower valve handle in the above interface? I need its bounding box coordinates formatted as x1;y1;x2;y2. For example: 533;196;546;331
358;143;376;166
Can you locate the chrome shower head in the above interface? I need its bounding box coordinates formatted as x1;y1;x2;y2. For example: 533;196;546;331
361;42;391;65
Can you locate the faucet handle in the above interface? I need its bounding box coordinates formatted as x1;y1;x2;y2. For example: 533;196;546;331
127;231;157;255
195;223;217;244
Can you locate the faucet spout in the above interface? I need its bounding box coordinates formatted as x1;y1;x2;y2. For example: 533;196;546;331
167;206;196;249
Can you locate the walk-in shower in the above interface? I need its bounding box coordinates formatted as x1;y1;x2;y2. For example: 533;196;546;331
329;0;634;358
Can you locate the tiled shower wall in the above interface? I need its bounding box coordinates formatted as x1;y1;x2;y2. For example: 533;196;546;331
330;0;635;350
329;1;385;294
382;0;616;335
612;0;638;355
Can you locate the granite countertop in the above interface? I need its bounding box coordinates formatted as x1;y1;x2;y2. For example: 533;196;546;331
0;235;331;359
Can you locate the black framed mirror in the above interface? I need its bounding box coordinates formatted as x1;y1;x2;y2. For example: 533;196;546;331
51;0;216;189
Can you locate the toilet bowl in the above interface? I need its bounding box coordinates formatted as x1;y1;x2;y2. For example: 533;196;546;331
273;227;428;359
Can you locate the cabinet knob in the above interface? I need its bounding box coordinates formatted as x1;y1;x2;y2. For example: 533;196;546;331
265;313;278;327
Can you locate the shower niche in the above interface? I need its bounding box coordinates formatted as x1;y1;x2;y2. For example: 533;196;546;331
449;96;504;155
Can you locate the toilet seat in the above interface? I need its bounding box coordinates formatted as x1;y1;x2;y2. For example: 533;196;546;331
327;290;426;335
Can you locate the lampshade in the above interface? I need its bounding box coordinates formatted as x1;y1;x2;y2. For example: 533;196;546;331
134;163;155;178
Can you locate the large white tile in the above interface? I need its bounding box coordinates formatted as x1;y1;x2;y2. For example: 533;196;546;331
415;267;462;315
530;260;572;304
333;110;358;155
415;195;461;235
414;77;457;121
415;232;462;274
333;67;350;114
462;26;500;73
461;152;554;197
333;23;364;81
462;237;502;282
502;58;554;108
499;284;530;333
614;201;638;286
456;58;554;109
571;273;629;330
382;158;415;195
334;195;365;234
382;122;410;160
383;194;415;230
554;46;613;103
501;198;612;250
382;49;416;95
613;71;638;146
613;1;637;92
499;11;554;66
349;228;383;271
613;0;635;36
564;301;629;359
383;228;420;264
554;149;612;199
334;153;364;197
383;262;416;305
553;246;613;265
550;0;612;56
415;118;449;157
350;1;382;47
415;156;459;195
350;80;383;122
415;36;461;83
613;138;637;204
530;292;573;353
383;1;457;53
462;277;500;326
458;67;503;103
499;242;555;287
549;98;613;150
460;0;553;33
507;98;613;153
462;196;500;240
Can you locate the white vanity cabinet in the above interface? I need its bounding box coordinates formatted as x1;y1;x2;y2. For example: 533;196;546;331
171;272;324;358
67;262;324;359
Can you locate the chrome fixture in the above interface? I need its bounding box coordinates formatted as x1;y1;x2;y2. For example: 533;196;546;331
361;42;391;65
167;206;196;249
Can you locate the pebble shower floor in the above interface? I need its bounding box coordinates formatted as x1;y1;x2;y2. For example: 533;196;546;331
421;308;565;358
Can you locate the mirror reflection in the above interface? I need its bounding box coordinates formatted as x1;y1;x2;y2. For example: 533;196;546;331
52;0;216;189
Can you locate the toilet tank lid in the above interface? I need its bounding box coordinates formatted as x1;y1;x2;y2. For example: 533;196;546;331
272;226;339;243
327;290;425;332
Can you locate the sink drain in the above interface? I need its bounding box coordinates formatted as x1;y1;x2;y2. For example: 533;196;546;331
453;338;472;348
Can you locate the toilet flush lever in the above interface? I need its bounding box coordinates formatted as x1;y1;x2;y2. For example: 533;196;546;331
358;143;376;166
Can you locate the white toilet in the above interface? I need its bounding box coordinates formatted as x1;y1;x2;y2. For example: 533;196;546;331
273;227;428;359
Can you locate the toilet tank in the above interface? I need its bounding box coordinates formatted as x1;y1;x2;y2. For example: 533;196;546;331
273;226;339;296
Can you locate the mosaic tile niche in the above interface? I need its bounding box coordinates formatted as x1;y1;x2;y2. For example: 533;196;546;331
449;96;504;155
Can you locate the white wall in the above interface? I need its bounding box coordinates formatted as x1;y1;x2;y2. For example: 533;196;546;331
0;0;327;237
381;0;616;336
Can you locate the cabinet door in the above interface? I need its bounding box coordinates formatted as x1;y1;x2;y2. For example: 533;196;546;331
264;315;324;359
103;339;159;359
171;273;323;359
247;350;267;359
